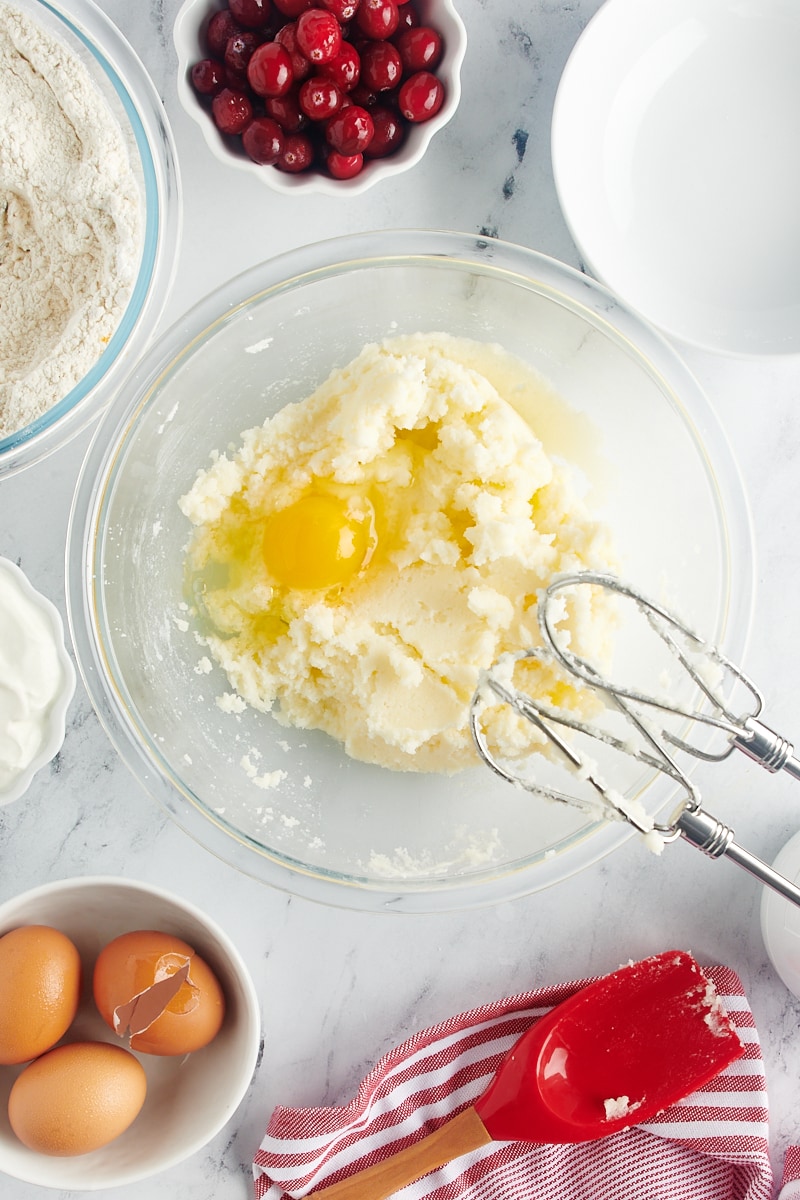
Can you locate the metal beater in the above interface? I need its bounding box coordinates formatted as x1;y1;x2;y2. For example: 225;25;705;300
542;571;800;780
469;571;800;908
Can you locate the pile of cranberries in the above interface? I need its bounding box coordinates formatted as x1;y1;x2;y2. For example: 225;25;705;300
190;0;448;180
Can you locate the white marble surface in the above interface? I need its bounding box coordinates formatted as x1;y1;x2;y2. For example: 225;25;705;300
3;0;800;1196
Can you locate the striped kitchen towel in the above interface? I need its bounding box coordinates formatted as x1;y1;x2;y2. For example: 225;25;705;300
254;964;775;1200
779;1148;800;1199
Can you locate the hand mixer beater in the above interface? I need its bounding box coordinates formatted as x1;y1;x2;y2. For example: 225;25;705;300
470;570;800;908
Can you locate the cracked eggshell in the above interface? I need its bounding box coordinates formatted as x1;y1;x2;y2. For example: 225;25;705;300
93;929;226;1056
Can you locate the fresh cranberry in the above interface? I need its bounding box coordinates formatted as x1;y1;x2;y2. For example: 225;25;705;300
298;75;342;119
394;4;419;30
211;87;253;134
191;57;227;96
225;66;249;91
274;23;312;81
326;104;373;153
364;104;404;156
398;70;443;121
206;10;242;57
355;0;399;39
395;25;441;72
295;9;342;64
272;0;312;15
319;0;360;21
321;41;360;91
229;0;273;29
276;131;315;171
247;41;294;96
242;115;285;163
224;30;261;76
265;89;308;131
326;149;364;178
360;40;401;91
349;81;378;107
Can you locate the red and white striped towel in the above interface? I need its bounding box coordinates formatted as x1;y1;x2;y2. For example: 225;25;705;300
254;964;789;1200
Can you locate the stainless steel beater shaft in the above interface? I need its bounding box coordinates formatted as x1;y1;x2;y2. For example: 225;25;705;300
674;805;800;907
734;718;800;780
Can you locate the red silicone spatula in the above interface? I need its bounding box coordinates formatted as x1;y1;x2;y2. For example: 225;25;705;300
310;951;743;1200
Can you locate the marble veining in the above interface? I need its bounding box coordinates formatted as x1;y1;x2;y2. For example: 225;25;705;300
2;0;800;1196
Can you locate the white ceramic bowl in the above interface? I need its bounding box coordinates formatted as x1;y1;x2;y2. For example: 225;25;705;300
0;558;76;807
0;876;260;1190
551;0;800;356
66;230;754;913
174;0;466;195
761;829;800;1000
0;0;181;477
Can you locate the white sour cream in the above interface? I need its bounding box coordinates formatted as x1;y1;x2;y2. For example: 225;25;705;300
0;560;73;797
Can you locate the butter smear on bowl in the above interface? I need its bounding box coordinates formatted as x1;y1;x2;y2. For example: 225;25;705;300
0;558;75;803
180;333;616;774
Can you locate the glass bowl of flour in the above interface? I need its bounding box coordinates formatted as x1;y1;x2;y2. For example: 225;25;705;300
67;231;754;913
0;0;181;478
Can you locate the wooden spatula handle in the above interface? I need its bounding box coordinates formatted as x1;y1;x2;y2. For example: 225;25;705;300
308;1105;492;1200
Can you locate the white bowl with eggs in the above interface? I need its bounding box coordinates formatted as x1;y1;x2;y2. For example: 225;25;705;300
173;0;467;195
0;0;181;478
66;230;754;913
0;876;260;1189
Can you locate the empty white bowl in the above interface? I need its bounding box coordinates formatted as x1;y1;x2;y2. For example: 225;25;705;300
761;830;800;999
552;0;800;356
173;0;467;195
0;876;260;1190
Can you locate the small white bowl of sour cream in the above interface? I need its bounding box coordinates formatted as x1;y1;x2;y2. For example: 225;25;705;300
0;558;76;805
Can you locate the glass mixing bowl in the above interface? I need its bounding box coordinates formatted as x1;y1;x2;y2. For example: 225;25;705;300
66;231;754;912
0;0;181;477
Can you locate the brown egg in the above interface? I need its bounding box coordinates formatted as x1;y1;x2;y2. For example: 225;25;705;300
8;1041;147;1156
93;929;225;1056
0;925;81;1065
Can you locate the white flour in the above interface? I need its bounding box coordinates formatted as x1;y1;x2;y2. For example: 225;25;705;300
0;3;142;439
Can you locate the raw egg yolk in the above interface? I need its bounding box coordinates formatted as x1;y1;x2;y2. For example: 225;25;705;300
263;492;374;590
